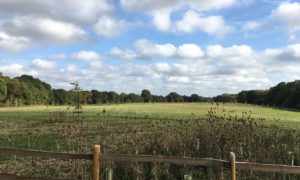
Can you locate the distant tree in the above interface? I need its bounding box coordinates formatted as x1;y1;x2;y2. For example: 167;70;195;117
70;82;82;112
126;93;143;103
141;89;152;102
52;89;70;105
214;93;236;103
152;95;166;102
17;75;52;105
166;92;183;102
267;82;286;107
190;94;201;102
247;90;267;105
119;93;127;103
0;78;7;101
6;79;22;106
107;91;119;103
237;91;247;103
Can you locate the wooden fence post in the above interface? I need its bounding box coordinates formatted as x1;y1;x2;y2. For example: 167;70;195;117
106;168;113;180
93;145;101;180
184;174;192;180
230;152;236;180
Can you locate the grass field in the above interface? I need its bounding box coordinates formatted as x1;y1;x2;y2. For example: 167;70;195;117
0;103;299;179
0;103;299;128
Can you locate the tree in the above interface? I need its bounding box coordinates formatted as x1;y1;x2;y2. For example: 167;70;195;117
190;94;201;102
237;91;247;103
213;93;236;103
166;92;183;102
6;79;21;106
52;89;71;105
141;89;152;102
0;78;7;101
70;82;82;113
126;93;144;103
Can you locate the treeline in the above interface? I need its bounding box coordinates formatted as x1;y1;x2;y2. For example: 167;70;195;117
236;81;300;109
0;74;212;106
213;80;300;109
1;74;300;109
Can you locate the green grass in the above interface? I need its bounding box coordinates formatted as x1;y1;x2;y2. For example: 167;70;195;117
0;103;299;179
0;103;299;128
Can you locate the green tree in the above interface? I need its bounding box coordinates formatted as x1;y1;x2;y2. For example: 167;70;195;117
6;79;22;106
213;93;236;103
0;78;7;101
166;92;183;102
52;89;71;105
70;82;82;112
190;94;201;102
141;89;152;102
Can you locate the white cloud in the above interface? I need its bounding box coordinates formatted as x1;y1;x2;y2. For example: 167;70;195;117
272;1;300;31
32;59;56;69
207;44;254;60
72;51;101;61
110;47;138;60
152;10;173;32
0;64;24;75
0;0;114;24
120;0;237;36
111;39;206;60
4;42;300;96
0;0;130;49
120;0;237;13
51;54;67;60
127;39;177;58
1;16;86;44
94;15;127;38
175;10;234;37
168;76;190;83
177;44;204;59
264;44;300;61
155;63;172;73
190;0;238;11
241;21;261;31
110;40;214;60
0;32;31;51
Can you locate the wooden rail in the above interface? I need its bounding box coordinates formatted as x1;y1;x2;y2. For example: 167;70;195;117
0;173;71;180
236;162;300;174
0;147;92;160
0;147;299;180
102;154;229;167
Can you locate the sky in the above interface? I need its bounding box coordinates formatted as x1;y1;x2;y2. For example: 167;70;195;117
0;0;300;96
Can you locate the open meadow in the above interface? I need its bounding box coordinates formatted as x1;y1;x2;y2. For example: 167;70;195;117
0;103;299;179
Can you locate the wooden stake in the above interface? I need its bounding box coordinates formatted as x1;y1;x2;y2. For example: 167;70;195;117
184;174;192;180
106;168;113;180
93;145;101;180
230;152;236;180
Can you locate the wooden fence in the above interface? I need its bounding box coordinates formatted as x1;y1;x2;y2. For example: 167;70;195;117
0;145;299;180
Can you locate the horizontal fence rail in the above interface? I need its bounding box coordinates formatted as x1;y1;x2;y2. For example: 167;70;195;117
0;146;300;179
0;173;70;180
236;162;300;174
102;154;229;167
0;147;92;160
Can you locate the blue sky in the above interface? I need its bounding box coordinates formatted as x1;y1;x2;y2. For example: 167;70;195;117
0;0;300;96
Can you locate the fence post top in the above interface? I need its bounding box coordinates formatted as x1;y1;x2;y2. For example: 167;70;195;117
94;145;100;149
230;152;236;158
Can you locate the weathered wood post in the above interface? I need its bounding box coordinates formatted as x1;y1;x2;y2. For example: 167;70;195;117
184;174;192;180
93;145;101;180
230;152;236;180
106;168;113;180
